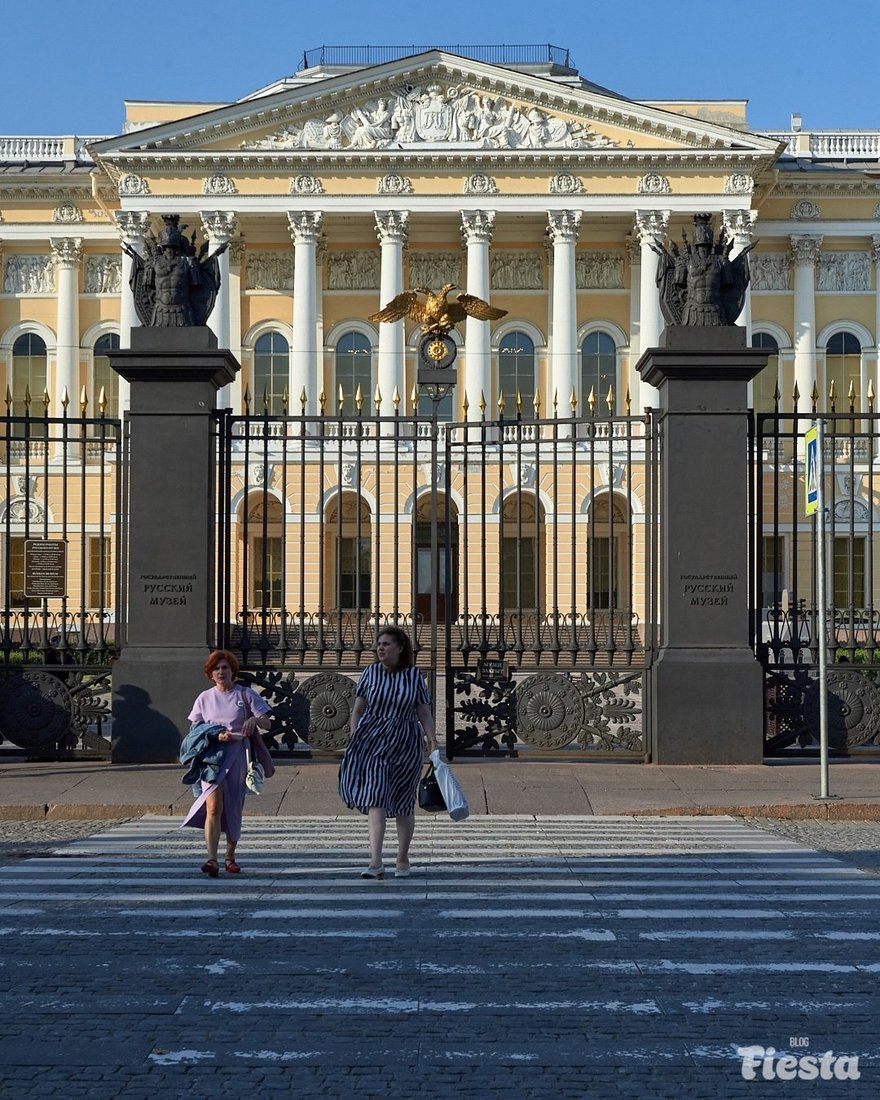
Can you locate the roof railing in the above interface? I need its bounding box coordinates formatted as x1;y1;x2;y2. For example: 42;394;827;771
300;44;573;70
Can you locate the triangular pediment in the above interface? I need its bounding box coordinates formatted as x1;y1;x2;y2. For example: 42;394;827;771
91;51;779;163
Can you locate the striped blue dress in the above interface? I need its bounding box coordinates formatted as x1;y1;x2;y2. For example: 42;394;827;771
338;663;430;817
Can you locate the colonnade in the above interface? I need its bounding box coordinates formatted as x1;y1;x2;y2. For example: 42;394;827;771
51;205;880;418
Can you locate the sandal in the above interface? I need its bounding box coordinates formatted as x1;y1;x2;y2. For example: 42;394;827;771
360;866;385;879
200;859;219;878
225;859;241;874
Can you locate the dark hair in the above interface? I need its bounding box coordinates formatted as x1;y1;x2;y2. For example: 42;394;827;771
204;649;240;680
376;627;414;669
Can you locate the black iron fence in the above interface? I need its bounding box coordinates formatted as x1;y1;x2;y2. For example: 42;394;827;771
214;398;654;758
754;398;880;755
0;397;121;756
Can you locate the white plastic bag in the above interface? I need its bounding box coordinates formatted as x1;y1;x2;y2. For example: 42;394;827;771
429;749;469;821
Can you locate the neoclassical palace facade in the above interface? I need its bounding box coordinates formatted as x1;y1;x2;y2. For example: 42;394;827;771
2;45;880;634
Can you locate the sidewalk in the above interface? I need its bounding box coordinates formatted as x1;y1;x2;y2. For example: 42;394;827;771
1;754;878;820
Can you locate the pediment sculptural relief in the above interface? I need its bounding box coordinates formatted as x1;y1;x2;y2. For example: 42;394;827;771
243;83;619;152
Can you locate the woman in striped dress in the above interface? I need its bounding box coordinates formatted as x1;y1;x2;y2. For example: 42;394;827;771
339;627;438;878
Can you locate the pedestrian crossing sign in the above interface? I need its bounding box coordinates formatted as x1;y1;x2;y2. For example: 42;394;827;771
805;425;819;516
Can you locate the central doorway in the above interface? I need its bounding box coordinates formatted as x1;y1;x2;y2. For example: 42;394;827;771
414;494;458;622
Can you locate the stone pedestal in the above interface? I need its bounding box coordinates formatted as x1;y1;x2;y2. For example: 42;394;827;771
637;326;768;764
109;327;239;762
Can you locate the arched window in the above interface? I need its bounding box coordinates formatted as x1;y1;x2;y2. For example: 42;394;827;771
245;495;284;607
93;333;120;419
253;332;289;415
335;332;372;413
751;332;780;413
498;331;536;419
825;331;861;412
324;494;372;610
500;494;544;612
12;333;48;436
581;332;617;412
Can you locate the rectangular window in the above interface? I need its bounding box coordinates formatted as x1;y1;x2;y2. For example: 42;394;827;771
589;536;617;609
501;537;536;611
88;536;112;608
6;537;25;607
252;537;283;607
833;537;865;608
761;535;786;606
337;537;371;609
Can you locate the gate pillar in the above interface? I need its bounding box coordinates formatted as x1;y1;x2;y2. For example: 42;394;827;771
637;327;767;764
109;328;239;762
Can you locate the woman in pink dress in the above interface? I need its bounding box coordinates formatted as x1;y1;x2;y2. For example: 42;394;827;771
181;650;271;876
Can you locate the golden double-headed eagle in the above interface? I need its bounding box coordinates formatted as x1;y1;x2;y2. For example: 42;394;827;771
369;283;506;336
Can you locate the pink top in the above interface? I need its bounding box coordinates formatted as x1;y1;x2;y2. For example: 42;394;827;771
188;685;270;732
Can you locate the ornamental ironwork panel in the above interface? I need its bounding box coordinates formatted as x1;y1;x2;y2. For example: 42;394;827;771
0;667;113;756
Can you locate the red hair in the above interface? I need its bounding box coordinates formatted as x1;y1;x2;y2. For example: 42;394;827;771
204;649;239;680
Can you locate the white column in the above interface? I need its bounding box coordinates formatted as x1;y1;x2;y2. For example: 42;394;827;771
547;210;581;420
201;211;236;407
115;211;150;414
288;211;322;415
724;209;757;400
227;237;244;412
374;211;409;420
791;234;822;409
633;210;669;412
625;233;641;412
314;241;326;416
460;210;495;418
50;237;82;417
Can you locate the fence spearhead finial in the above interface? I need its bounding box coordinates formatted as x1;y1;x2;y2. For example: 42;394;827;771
374;383;382;411
533;388;541;414
792;381;800;407
79;385;88;413
848;379;856;411
827;378;836;412
60;387;68;411
243;384;251;414
605;384;614;413
5;386;11;411
869;379;875;410
393;385;401;410
98;386;107;415
299;386;307;411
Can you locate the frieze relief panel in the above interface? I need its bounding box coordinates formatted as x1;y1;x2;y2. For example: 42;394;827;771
491;250;544;290
245;251;294;291
817;252;871;292
243;82;620;152
3;255;55;293
84;255;122;294
408;251;461;289
751;253;791;291
576;251;624;289
327;250;380;290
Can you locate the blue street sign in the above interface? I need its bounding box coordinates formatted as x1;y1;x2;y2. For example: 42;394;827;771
805;426;819;516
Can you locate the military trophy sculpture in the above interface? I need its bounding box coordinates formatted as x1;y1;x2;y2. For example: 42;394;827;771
370;283;506;399
652;213;754;328
124;214;228;327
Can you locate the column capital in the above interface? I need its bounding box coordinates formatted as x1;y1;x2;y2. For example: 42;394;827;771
546;210;581;244
722;208;757;248
460;209;495;245
374;210;409;245
200;210;238;243
50;237;83;267
633;210;669;246
114;210;150;243
790;234;823;266
287;210;323;244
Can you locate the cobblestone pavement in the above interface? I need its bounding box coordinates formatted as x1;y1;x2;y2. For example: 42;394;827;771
1;815;879;1099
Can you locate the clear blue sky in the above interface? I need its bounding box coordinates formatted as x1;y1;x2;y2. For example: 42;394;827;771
3;0;878;135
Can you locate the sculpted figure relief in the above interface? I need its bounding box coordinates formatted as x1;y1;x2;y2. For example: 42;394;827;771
246;83;618;152
125;214;227;327
653;214;754;327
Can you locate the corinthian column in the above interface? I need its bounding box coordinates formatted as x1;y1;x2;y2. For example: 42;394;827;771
791;234;822;408
460;210;495;418
633;210;669;411
227;237;244;412
288;211;322;414
115;211;150;413
50;237;82;417
374;211;409;421
871;236;880;415
547;210;581;420
201;212;237;407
